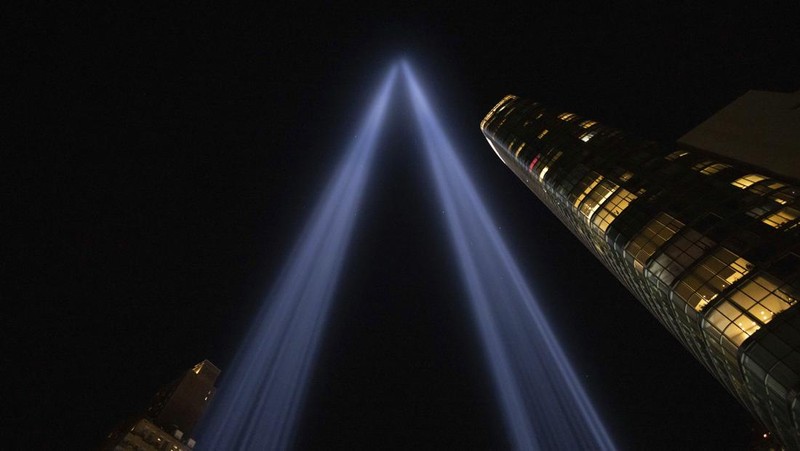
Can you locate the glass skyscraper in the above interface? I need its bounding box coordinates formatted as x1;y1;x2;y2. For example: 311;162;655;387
481;93;800;447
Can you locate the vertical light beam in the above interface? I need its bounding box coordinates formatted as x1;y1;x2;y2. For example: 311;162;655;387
197;65;398;451
403;62;616;451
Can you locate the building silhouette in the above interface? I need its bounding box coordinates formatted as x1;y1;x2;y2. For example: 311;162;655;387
100;360;219;451
481;91;800;447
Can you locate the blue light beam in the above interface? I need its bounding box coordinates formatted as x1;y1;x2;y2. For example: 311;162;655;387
403;62;616;451
197;65;398;450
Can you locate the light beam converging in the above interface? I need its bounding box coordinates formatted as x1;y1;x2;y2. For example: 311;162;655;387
198;60;615;451
197;65;398;450
403;62;616;450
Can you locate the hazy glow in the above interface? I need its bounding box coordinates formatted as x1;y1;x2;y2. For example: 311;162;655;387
196;65;398;450
403;62;616;451
197;60;615;451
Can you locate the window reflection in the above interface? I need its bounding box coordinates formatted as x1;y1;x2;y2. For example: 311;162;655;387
579;130;598;142
665;150;689;161
672;247;751;311
592;189;639;232
578;180;619;221
701;163;731;175
706;301;760;347
572;173;604;208
704;273;798;349
514;142;527;158
762;207;799;229
732;174;768;189
625;213;684;274
771;186;799;205
647;229;716;291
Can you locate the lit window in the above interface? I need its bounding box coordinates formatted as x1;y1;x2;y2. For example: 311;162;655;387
480;95;518;129
534;150;562;182
749;180;786;196
705;273;798;349
625;213;685;274
665;150;689;161
746;203;779;220
537;129;549;139
771;187;798;205
731;274;796;324
592;188;639;232
558;112;577;121
578;180;619;221
579;130;598;142
539;166;550;181
528;153;540;172
647;228;716;290
619;171;634;182
692;161;732;175
732;174;768;189
762;207;799;229
495;95;517;112
573;174;604;208
705;300;760;347
672;247;751;311
579;120;597;128
701;163;731;175
514;142;527;158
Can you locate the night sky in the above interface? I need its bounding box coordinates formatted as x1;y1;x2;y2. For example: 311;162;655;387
7;3;799;450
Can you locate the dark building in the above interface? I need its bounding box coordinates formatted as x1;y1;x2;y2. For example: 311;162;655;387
101;360;219;450
480;93;800;448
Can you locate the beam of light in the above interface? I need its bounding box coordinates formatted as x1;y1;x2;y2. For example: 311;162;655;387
197;65;398;451
402;62;616;451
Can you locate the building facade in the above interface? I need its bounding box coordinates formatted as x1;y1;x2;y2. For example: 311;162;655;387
481;94;800;448
100;360;219;451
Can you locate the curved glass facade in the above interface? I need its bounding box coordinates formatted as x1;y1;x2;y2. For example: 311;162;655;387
481;95;800;448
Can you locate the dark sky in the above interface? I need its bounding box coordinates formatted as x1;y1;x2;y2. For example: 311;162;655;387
6;3;799;450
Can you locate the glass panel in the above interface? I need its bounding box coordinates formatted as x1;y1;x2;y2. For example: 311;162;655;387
692;160;713;171
579;130;598;142
731;174;767;189
665;150;689;161
625;213;685;274
762;207;799;229
592;188;639;232
579;180;619;220
706;309;730;331
717;300;742;320
671;247;750;311
700;163;731;175
573;173;603;207
728;290;756;309
724;320;759;346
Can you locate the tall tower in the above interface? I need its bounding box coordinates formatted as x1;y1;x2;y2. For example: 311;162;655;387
481;93;800;447
100;360;219;450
